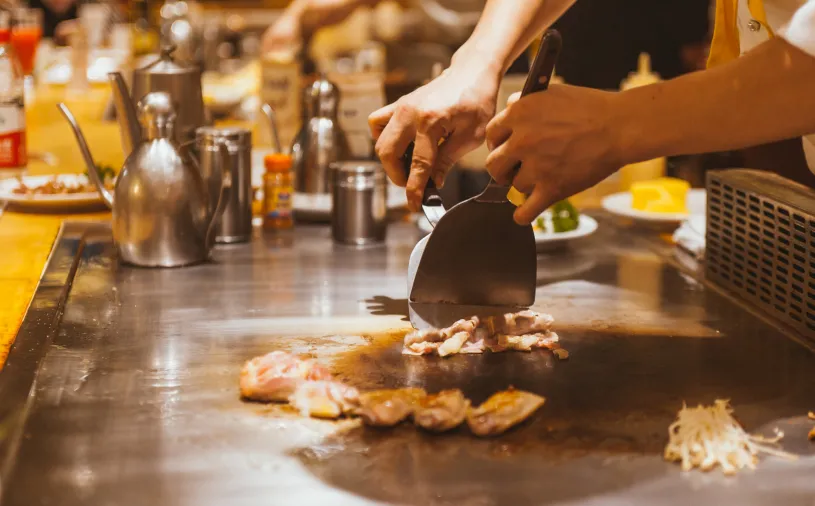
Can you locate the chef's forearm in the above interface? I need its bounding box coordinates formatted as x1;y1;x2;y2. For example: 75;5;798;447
452;0;576;76
614;37;815;164
290;0;382;36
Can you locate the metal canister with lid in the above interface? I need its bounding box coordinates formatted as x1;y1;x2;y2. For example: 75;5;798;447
195;126;253;243
331;161;387;245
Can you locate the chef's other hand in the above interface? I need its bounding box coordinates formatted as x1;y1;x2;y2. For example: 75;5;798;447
262;14;301;55
486;85;622;225
369;65;500;212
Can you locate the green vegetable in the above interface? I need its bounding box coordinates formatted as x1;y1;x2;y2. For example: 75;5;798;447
84;165;117;183
535;216;547;233
550;199;580;233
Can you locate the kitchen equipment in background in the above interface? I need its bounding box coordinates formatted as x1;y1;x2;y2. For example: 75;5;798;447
331;161;387;246
618;53;666;190
706;169;815;342
196;127;252;244
260;103;282;154
58;92;236;268
406;29;562;330
329;69;385;160
292;75;350;195
159;0;201;65
109;45;206;155
258;52;301;152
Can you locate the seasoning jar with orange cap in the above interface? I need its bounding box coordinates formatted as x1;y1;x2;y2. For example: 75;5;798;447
263;153;294;230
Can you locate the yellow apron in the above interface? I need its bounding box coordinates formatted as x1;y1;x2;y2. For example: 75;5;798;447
708;0;774;67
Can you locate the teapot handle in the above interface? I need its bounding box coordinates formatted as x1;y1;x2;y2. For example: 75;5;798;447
205;141;237;251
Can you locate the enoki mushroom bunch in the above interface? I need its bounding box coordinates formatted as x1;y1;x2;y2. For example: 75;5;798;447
664;399;796;475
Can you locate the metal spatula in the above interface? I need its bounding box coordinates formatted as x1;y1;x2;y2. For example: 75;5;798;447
406;29;563;329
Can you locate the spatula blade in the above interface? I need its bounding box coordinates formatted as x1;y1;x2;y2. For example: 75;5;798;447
409;196;536;307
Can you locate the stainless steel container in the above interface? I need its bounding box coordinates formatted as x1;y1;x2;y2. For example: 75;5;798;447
196;127;253;244
331;161;387;245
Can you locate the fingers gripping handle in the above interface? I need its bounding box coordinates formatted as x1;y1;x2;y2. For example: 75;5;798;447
506;29;563;207
402;141;444;210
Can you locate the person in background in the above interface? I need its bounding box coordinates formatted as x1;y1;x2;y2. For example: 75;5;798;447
369;0;815;225
28;0;77;39
262;0;383;54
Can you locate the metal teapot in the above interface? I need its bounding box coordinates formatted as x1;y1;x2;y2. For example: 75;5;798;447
110;45;206;156
58;92;236;268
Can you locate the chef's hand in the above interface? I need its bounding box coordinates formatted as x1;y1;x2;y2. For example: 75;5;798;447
369;65;500;211
486;85;622;225
262;13;302;55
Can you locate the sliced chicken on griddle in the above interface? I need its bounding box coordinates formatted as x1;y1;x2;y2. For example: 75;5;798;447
486;331;560;353
354;388;427;427
402;311;561;357
289;380;360;419
240;351;332;402
466;388;546;437
414;389;470;432
486;310;554;336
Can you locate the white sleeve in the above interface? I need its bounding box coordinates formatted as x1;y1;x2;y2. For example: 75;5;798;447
778;0;815;57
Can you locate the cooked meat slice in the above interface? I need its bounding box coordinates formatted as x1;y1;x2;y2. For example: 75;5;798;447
488;310;554;336
809;426;815;441
414;389;470;432
240;351;332;402
289;380;360;419
404;328;445;347
485;331;560;353
403;341;441;356
466;389;545;437
438;331;471;357
402;312;557;357
460;338;486;354
354;388;427;427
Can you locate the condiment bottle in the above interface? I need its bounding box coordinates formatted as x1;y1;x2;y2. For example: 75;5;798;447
263;153;294;230
618;53;666;190
0;12;27;176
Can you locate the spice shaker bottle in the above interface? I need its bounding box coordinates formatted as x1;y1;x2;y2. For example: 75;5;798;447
263;153;294;230
331;161;387;245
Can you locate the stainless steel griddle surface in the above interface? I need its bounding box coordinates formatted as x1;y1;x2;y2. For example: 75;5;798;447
1;217;814;506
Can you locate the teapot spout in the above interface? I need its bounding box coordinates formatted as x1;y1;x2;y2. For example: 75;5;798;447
109;72;142;156
57;103;114;209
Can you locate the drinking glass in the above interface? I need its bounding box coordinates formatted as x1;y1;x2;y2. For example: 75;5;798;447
10;8;42;82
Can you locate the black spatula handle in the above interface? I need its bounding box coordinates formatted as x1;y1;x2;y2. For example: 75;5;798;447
402;142;443;208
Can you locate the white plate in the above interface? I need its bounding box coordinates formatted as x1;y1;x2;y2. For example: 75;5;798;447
601;189;706;224
416;212;598;251
0;174;107;211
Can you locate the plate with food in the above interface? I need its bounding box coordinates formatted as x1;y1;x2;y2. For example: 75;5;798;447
416;199;597;252
602;177;706;224
0;170;115;212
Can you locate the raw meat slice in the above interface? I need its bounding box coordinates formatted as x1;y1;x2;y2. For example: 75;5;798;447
289;380;360;419
354;388;427;427
414;389;470;432
240;351;331;402
466;388;546;436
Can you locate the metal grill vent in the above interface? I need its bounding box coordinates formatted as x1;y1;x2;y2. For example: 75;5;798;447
706;169;815;341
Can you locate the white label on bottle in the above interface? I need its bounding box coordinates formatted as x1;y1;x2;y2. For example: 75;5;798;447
259;60;302;149
0;101;27;170
332;72;385;159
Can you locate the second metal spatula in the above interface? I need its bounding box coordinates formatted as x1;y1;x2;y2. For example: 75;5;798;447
407;29;563;329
